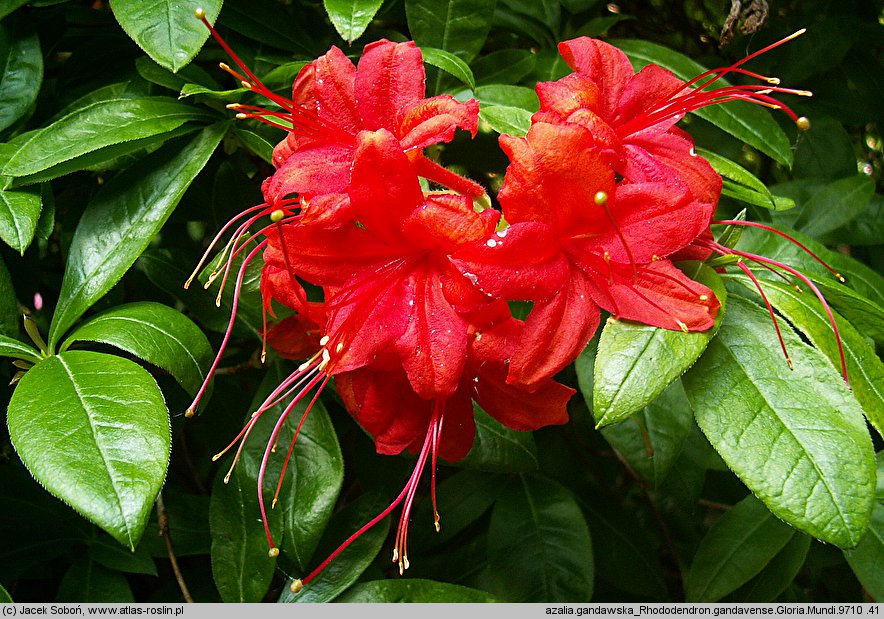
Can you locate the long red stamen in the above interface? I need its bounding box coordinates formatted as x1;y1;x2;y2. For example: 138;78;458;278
412;156;486;199
733;258;793;368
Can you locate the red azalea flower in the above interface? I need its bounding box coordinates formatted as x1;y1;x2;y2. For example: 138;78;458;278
454;121;720;387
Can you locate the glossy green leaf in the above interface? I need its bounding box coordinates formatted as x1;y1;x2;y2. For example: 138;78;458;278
89;534;157;576
0;334;41;362
0;15;42;133
479;104;532;136
421;46;476;91
0;256;19;338
406;0;496;63
62;301;214;397
475;84;538;111
458;404;539;472
685;495;796;601
487;474;593;602
600;380;693;486
772;175;875;239
593;264;725;427
279;493;391;603
109;0;223;72
499;0;560;34
338;579;498;602
323;0;384;43
614;38;793;167
0;144;41;254
234;128;275;164
844;502;884;602
3;98;212;180
472;49;536;85
726;533;811;602
56;557;134;602
728;275;884;438
722;182;795;211
0;582;10;603
7;351;171;549
218;0;314;54
139;492;211;558
792;116;856;180
209;464;282;602
697;149;793;210
683;297;876;548
49;123;227;348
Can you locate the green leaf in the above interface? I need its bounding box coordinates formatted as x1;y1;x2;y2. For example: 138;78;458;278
614;38;794;167
600;380;693;486
0;144;41;253
479;104;532;136
0;0;29;21
2;97;213;180
421;46;476;91
109;0;223;72
771;175;875;239
209;464;282;603
728;275;884;438
726;533;811;602
0;256;19;338
685;495;796;602
697;149;791;210
49;123;227;348
62;301;214;397
323;0;384;44
56;557;134;603
844;502;884;602
89;534;157;576
7;351;171;549
0;582;10;602
338;579;498;602
683;296;876;548
475;84;538;111
472;49;536;85
0;15;42;133
279;493;391;603
0;334;41;362
792;116;857;180
406;0;497;64
234;128;274;164
813;279;884;347
458;404;539;472
487;474;593;602
593;264;725;426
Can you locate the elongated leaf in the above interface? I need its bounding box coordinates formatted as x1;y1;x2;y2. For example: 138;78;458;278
593;264;725;426
279;493;391;603
89;535;157;576
600;380;693;486
421;46;476;91
49;123;227;348
110;0;223;72
0;143;41;254
406;0;497;63
458;404;538;472
210;465;282;603
0;334;41;363
487;474;593;602
0;15;42;133
338;579;498;602
614;39;793;167
476;84;538;111
727;533;811;602
683;297;876;548
844;502;884;602
772;174;875;239
3;98;212;179
686;495;796;601
472;49;536;85
56;557;134;602
0;256;19;338
479;104;532;136
728;275;884;438
323;0;384;43
813;279;884;347
697;149;792;210
7;351;171;548
0;582;10;602
62;301;213;397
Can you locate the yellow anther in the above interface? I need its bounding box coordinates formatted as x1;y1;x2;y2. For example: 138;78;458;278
319;335;330;346
290;580;303;594
796;117;811;132
606;316;617;325
270;209;285;222
235;113;248;120
699;294;709;301
767;77;781;85
223;472;231;484
835;272;845;283
225;103;241;110
335;342;344;354
268;548;280;558
677;321;688;333
185;408;195;418
594;191;608;205
271;498;278;509
194;7;206;19
241;80;253;90
219;62;231;72
212;454;221;462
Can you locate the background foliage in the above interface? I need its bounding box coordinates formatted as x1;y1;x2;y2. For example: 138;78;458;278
0;0;882;604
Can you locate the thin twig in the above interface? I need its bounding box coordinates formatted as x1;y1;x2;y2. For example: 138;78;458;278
157;493;194;603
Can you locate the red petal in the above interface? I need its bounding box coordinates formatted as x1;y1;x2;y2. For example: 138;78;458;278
508;264;601;387
436;384;476;461
397;95;479;150
262;142;354;205
557;37;635;119
395;267;468;399
349;129;424;242
614;64;684;129
355;40;425;133
266;315;322;360
498;123;615;231
402;193;489;252
590;259;719;331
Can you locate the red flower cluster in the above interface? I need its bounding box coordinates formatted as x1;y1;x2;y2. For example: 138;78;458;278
189;11;840;592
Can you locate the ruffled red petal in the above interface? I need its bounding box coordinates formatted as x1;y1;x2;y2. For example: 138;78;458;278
355;40;426;133
397;95;479;150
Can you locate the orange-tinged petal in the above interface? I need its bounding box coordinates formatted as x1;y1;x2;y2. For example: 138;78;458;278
355;40;425;133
